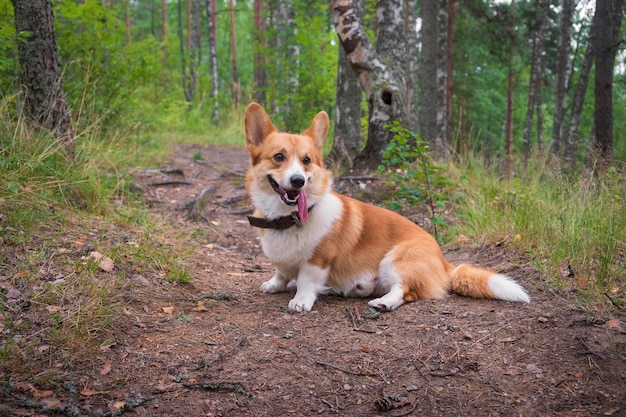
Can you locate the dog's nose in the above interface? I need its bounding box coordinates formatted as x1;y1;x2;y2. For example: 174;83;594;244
290;174;305;189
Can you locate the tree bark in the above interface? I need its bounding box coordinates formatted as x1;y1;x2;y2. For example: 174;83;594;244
253;0;267;105
504;62;515;179
522;1;548;162
229;0;240;109
162;0;167;39
589;0;625;165
564;16;595;167
125;0;131;44
329;29;362;168
445;0;456;148
404;0;419;132
328;0;409;168
420;0;439;154
177;0;193;106
12;0;74;153
436;0;449;160
549;0;575;157
205;0;219;122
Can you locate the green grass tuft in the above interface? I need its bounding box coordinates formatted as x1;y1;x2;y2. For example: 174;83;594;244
450;153;626;293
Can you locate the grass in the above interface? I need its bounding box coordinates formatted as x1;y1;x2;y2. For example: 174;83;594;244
449;152;626;296
0;100;197;377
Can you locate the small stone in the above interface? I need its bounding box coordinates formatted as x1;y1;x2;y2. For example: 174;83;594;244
6;288;21;299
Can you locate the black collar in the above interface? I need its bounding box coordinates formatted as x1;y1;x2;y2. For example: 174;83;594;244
247;206;314;230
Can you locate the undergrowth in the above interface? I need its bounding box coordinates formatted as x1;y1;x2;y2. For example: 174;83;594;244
450;152;626;296
377;121;454;243
0;100;196;376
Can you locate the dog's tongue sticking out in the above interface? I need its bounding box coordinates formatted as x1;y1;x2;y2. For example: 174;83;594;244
297;189;308;222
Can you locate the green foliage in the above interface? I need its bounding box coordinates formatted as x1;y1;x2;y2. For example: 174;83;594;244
54;1;163;131
377;121;453;241
452;153;626;292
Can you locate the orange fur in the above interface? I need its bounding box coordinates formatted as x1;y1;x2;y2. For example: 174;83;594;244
244;103;530;312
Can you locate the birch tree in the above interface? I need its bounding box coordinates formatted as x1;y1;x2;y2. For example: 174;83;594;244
328;1;363;168
329;0;409;167
205;0;219;121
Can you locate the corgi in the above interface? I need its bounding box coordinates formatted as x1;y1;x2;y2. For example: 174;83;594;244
244;102;530;312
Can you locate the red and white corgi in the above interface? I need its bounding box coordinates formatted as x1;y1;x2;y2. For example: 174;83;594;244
244;103;530;312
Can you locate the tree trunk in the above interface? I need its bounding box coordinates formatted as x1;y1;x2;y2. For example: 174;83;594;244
253;0;267;105
589;0;625;166
205;0;219;122
436;0;449;160
536;81;544;154
189;0;201;103
12;0;74;153
329;30;362;168
420;0;439;155
549;0;575;157
564;16;595;168
161;0;167;39
328;0;409;168
275;1;298;122
177;0;192;106
504;62;515;179
522;1;548;162
125;0;131;44
229;0;240;109
445;0;456;148
404;0;419;132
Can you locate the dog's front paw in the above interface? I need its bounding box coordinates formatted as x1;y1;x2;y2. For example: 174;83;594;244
288;295;316;312
260;277;287;294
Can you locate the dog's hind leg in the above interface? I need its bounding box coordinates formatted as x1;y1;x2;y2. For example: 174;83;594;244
368;282;405;311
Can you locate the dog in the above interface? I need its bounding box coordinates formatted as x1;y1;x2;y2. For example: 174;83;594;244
244;102;530;312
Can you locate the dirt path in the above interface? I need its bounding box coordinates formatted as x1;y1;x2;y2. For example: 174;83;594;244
4;144;625;416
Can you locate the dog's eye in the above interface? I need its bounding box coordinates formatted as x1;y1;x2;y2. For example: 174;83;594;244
303;156;311;166
273;153;285;163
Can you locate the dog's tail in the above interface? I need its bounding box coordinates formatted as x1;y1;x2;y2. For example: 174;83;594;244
449;264;530;303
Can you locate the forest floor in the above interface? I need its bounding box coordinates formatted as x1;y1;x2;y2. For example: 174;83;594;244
2;144;626;417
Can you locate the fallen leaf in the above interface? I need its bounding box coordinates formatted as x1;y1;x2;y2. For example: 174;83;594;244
162;306;175;315
80;389;101;396
361;345;371;352
41;398;61;408
110;400;126;411
28;384;54;398
192;301;209;312
605;319;622;331
45;305;62;313
100;361;112;375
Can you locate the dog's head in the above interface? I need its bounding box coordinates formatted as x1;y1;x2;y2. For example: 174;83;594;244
244;103;330;221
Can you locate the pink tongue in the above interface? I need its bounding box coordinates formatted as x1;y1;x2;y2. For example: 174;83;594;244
297;189;308;222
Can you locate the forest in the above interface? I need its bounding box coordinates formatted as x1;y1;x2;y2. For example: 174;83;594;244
1;0;625;168
1;1;626;415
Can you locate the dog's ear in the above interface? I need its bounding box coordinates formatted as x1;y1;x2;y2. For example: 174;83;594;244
303;111;329;150
245;103;276;147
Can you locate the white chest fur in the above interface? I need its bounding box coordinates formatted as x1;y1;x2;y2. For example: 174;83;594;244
260;193;342;269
